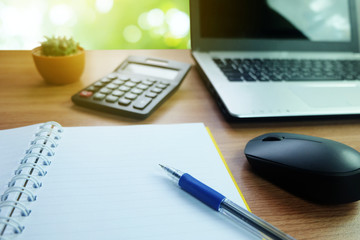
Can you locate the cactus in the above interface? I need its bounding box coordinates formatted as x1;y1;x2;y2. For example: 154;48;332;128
40;36;80;56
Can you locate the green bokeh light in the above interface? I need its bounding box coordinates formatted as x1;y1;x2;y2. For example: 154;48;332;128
0;0;190;50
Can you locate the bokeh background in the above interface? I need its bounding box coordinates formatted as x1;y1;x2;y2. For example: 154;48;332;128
0;0;190;50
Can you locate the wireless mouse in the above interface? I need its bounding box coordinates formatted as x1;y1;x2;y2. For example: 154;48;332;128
244;133;360;204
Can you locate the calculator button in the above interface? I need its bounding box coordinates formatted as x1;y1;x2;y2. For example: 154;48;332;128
118;76;130;81
156;83;168;89
142;80;153;86
105;95;118;103
107;73;118;79
125;81;137;88
112;79;125;85
147;78;156;83
79;90;93;98
131;88;143;95
133;97;152;110
94;81;105;87
86;86;98;91
130;78;141;83
112;90;125;97
151;87;163;94
137;84;149;90
106;83;118;89
145;92;157;98
99;88;112;94
124;92;138;100
118;98;131;106
93;93;106;100
119;86;131;92
101;77;111;83
160;81;170;85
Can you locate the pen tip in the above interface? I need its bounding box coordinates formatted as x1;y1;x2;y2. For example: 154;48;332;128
159;164;171;172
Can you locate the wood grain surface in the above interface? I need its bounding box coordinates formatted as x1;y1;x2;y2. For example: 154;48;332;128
1;49;360;239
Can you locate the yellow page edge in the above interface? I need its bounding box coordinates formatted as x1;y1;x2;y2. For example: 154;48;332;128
206;127;252;212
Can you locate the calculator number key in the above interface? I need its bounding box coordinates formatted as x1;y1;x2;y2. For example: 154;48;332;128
106;95;118;103
131;88;143;95
145;92;157;98
93;93;106;100
119;86;131;92
99;88;112;94
151;87;163;94
124;93;138;100
156;83;168;89
118;98;131;106
112;90;125;97
133;97;152;110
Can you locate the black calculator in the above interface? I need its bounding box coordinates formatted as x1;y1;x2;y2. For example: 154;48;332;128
72;56;191;119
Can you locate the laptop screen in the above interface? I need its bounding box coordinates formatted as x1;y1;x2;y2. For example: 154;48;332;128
191;0;359;52
200;0;350;42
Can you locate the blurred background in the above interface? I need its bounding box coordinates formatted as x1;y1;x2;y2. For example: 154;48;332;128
0;0;190;50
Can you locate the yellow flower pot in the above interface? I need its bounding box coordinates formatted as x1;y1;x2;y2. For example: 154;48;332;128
32;46;85;85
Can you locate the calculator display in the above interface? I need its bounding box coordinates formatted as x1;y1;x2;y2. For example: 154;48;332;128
123;63;179;80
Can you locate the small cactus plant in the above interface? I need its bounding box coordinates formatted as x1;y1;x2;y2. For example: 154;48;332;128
40;36;80;56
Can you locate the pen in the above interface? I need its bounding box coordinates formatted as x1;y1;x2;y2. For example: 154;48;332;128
159;164;296;240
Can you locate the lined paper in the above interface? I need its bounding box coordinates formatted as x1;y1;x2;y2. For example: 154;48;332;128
16;123;252;239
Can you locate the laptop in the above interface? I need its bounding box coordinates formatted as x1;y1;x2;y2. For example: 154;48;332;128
190;0;360;120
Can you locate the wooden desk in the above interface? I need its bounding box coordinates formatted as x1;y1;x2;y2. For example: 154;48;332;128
1;49;360;239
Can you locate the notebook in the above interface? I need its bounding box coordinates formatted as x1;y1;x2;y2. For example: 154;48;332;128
190;0;360;120
0;121;253;239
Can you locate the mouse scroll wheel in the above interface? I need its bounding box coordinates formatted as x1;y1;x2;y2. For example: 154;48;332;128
262;136;283;141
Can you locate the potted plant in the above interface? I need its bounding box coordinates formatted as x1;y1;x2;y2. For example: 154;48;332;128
32;36;85;85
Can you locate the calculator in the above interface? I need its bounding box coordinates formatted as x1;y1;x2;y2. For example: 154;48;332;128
72;56;191;119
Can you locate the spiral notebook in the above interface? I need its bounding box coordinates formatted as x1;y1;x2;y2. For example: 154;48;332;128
0;121;251;240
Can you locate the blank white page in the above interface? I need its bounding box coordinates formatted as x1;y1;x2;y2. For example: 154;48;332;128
19;123;253;240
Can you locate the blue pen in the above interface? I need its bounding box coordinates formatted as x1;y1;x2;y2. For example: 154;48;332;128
159;164;296;240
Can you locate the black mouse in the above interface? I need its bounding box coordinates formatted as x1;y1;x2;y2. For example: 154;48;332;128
244;133;360;204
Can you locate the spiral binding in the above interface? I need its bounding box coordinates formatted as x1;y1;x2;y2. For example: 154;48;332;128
0;201;31;217
31;136;58;148
15;163;47;177
8;175;42;189
0;121;63;238
0;218;24;234
21;153;52;166
36;129;62;140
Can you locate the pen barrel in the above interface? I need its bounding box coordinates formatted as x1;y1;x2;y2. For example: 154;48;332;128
178;173;226;211
220;199;296;240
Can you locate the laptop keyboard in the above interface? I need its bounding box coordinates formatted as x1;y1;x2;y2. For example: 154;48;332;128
213;58;360;82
